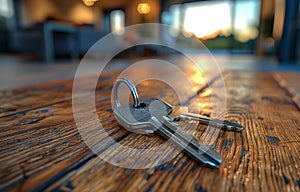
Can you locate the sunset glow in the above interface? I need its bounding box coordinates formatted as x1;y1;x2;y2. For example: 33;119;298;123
183;1;231;39
180;1;260;42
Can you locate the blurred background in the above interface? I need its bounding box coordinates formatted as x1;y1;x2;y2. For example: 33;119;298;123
0;0;299;88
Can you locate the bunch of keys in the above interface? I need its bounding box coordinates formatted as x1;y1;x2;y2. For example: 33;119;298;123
113;78;244;168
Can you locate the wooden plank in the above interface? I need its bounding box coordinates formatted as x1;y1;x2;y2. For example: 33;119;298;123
0;64;212;118
0;71;118;118
215;72;300;191
0;69;213;191
2;71;299;191
273;72;300;110
43;72;300;191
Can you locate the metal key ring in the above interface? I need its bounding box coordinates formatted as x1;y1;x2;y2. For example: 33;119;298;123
113;78;140;108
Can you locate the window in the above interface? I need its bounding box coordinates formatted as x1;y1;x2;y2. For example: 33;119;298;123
183;1;231;40
0;0;13;17
233;1;260;43
165;0;261;50
110;10;125;35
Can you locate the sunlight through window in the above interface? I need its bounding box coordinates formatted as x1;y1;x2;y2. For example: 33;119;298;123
0;0;13;17
182;0;260;42
183;1;231;40
233;1;260;42
110;10;125;35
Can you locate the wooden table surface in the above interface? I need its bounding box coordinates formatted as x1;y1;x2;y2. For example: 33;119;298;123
0;70;300;192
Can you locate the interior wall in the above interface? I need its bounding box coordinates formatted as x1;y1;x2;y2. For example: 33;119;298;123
22;0;95;26
126;0;161;25
21;0;161;28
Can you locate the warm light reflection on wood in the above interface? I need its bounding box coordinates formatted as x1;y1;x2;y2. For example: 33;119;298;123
190;70;207;86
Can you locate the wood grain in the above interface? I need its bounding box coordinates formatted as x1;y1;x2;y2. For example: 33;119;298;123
43;72;300;192
274;72;300;110
0;70;299;192
0;67;212;191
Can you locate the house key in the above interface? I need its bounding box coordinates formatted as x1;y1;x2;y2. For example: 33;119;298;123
112;78;222;168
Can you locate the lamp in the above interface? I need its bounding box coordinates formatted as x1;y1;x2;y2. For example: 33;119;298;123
82;0;98;6
137;3;151;15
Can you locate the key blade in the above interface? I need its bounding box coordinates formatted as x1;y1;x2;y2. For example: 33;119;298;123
223;120;244;131
177;113;244;131
162;118;222;163
164;116;216;149
151;116;222;168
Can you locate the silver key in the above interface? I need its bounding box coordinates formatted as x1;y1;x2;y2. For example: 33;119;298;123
173;111;244;132
114;97;173;134
112;78;222;168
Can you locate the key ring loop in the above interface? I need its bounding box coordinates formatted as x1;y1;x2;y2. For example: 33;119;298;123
113;78;140;108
